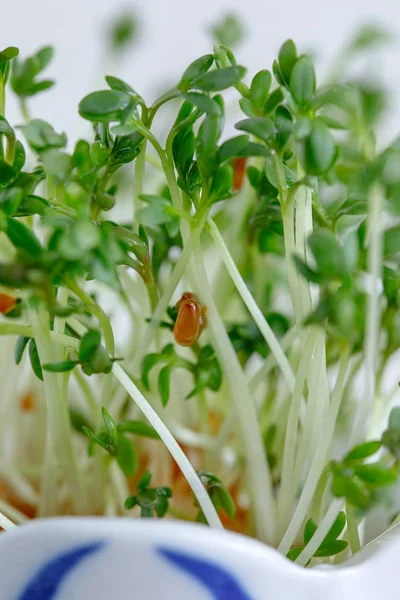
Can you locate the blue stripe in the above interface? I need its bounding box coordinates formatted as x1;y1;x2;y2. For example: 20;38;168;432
159;548;253;600
19;542;103;600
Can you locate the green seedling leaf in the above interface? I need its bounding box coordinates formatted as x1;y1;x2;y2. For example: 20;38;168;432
191;66;246;92
142;353;162;389
179;54;214;89
79;90;131;122
29;338;43;381
278;39;297;85
105;75;136;95
19;119;67;151
235;117;275;144
209;164;234;202
210;14;245;48
79;329;102;362
290;55;316;106
183;92;221;116
14;335;30;365
117;420;160;439
158;364;172;407
303;120;336;175
102;407;119;452
250;70;272;111
218;134;250;162
82;426;108;451
43;360;78;372
344;441;382;463
116;433;137;476
354;464;397;486
6;217;42;256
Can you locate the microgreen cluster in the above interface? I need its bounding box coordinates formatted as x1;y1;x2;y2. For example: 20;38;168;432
0;17;400;567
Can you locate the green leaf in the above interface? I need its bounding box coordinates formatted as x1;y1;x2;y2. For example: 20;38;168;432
215;486;236;518
173;127;195;176
250;70;271;111
286;547;303;561
110;131;144;166
183;92;221;116
14;335;30;365
218;135;250;163
235;117;275;144
349;24;393;52
6;218;42;256
117;420;160;439
278;39;297;84
19;119;67;151
384;225;400;259
105;75;136;95
289;55;316;106
332;470;371;509
0;47;19;65
344;441;382;463
274;105;293;153
179;54;214;89
29;338;43;381
314;540;348;557
191;66;246;92
79;90;131;122
196;115;220;176
116;433;137;476
43;360;78;372
337;194;368;218
308;231;347;279
263;88;285;115
303;518;318;545
354;464;397;486
158;364;172;407
102;407;119;451
138;471;152;490
304;120;336;175
0;160;17;185
322;511;347;545
79;329;101;362
82;426;108;450
137;197;174;226
210;14;245;48
0;187;23;216
209;165;234;203
142;353;161;389
40;149;72;181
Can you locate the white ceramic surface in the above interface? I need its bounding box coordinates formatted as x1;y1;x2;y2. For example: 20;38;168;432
0;517;398;599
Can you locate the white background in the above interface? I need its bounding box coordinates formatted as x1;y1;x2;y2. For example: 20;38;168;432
2;0;400;142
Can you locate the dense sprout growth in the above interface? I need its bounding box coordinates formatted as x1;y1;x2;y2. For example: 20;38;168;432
1;20;400;566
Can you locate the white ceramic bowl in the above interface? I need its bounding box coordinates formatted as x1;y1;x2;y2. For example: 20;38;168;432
0;517;398;599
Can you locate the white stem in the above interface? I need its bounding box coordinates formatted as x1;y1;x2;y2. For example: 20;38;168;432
352;184;383;443
0;510;17;531
192;236;276;544
249;325;299;392
207;218;296;393
278;348;349;554
278;327;319;537
29;304;86;514
295;499;343;566
131;240;193;373
0;499;28;524
111;362;223;530
294;185;313;317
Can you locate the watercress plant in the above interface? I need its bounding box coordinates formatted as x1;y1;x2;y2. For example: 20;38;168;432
0;20;399;567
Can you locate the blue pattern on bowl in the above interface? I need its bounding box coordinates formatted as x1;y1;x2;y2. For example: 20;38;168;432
18;542;103;600
17;540;253;599
160;548;253;599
